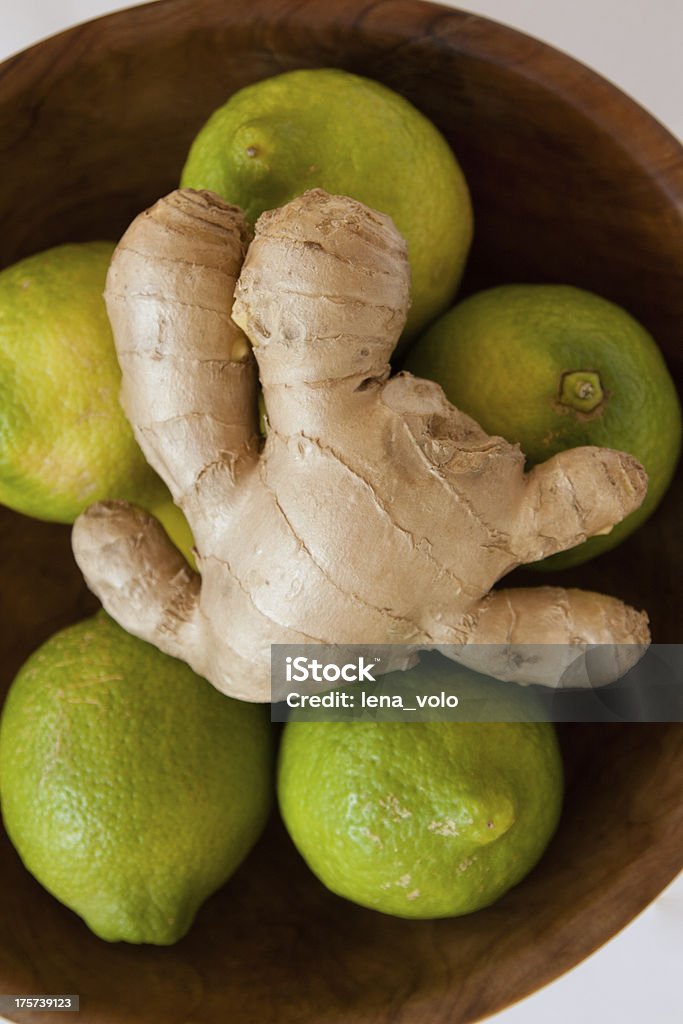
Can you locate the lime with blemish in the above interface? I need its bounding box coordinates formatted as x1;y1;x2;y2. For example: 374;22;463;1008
405;284;682;568
278;707;562;918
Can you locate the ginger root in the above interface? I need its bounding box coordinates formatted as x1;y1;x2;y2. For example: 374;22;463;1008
72;188;650;702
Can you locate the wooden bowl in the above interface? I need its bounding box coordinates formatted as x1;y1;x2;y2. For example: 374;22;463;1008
0;1;681;1021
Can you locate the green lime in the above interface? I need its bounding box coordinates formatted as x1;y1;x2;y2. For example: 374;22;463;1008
152;498;197;571
0;612;272;944
0;242;167;523
278;707;562;918
405;284;682;568
181;68;473;341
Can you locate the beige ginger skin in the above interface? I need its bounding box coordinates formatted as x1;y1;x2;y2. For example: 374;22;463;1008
72;188;650;701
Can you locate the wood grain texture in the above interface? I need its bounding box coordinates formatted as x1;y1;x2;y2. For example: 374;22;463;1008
0;1;681;1022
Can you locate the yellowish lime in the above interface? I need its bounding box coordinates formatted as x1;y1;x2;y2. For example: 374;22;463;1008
181;68;473;342
278;670;562;919
152;498;197;571
0;242;167;523
406;284;682;568
0;612;272;944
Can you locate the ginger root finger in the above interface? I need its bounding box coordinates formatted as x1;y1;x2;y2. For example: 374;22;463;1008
232;188;410;392
72;501;201;664
104;189;260;515
450;586;650;687
515;447;648;563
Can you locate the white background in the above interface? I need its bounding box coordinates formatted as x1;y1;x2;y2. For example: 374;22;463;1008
0;2;681;1022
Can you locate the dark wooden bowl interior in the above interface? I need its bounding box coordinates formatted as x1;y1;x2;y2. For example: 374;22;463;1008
0;1;681;1021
